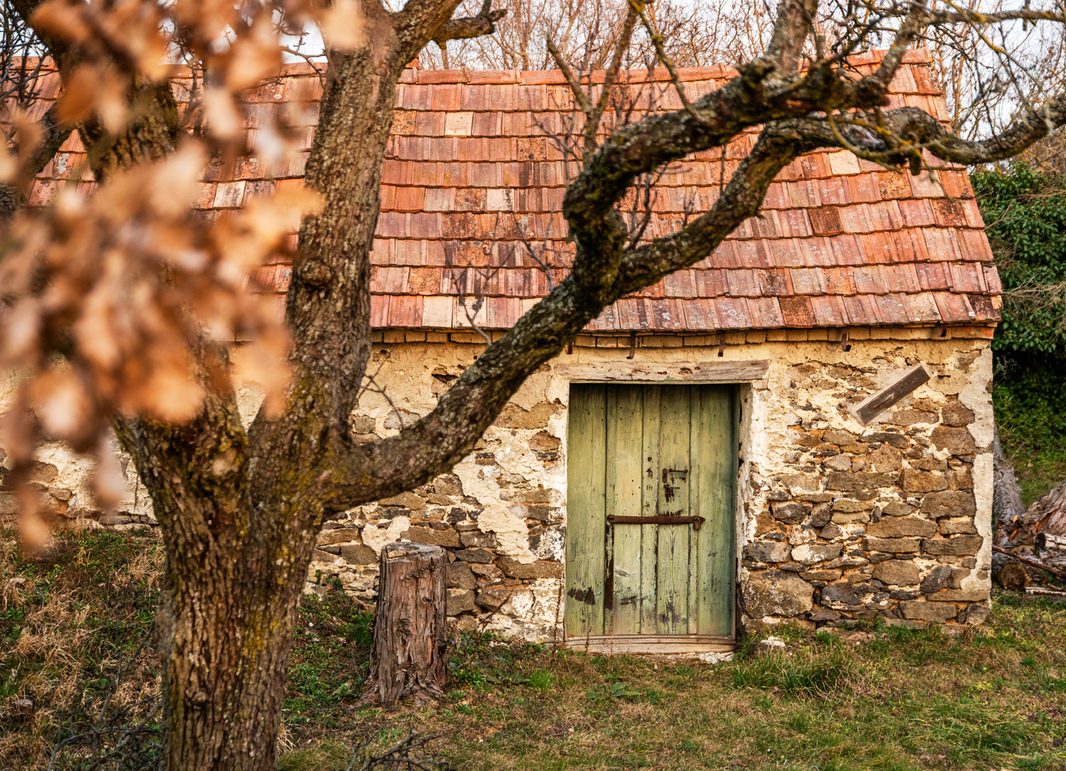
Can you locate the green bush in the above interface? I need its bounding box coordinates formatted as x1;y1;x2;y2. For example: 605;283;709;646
973;165;1066;504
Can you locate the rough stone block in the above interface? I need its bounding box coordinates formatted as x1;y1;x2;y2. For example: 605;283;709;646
833;499;874;513
470;563;504;581
889;409;938;426
882;502;915;517
495;402;562;429
447;588;476;616
901;601;957;622
866;446;903;472
743;541;791;563
818;524;845;540
499;556;560;579
922;535;983;556
512;487;551;504
823;430;861;450
938;517;977;535
947;468;974;491
433;474;464;496
455;548;495;563
930;426;976;456
865;536;921;553
861;432;910;449
867;517;938;538
754;510;780;536
900;469;949;493
820;582;866;607
476;585;512;610
459;530;496;547
808;504;832;528
827;472;896;492
920;565;964;593
928;588;987;603
823;455;852;472
962;603;991;625
799;569;843;583
832;510;872;524
771;501;809;524
920;490;976;519
339;543;378;564
743;571;814;617
872;560;920;586
317;526;364;546
941;402;975;427
405;526;462;548
528;431;561;451
791;543;843;565
447;561;476;590
379;491;427;510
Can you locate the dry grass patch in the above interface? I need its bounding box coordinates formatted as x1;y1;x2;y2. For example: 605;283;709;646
0;529;163;769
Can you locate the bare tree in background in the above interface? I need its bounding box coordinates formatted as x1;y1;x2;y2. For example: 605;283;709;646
422;0;773;69
3;0;1066;768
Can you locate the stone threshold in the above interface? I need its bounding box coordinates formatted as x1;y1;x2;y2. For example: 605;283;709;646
563;634;736;655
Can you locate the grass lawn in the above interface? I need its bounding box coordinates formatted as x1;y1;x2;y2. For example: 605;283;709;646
2;530;1065;771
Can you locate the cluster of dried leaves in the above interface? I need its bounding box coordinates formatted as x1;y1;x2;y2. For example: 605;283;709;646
0;0;378;540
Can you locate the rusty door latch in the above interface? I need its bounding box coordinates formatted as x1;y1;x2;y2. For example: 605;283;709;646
607;515;705;531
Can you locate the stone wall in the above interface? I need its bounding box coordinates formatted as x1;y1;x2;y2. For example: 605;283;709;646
304;326;995;640
738;342;994;632
2;325;996;641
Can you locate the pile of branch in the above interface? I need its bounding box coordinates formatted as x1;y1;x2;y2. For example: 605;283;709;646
994;476;1066;595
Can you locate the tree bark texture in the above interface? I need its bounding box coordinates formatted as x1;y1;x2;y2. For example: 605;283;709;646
361;543;448;708
993;425;1026;547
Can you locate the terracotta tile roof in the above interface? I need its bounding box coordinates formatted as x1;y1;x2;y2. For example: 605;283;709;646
29;49;1001;332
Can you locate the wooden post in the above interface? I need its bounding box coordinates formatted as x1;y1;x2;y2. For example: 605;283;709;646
360;543;448;708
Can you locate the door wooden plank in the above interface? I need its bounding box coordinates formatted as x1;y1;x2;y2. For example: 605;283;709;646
565;385;607;637
656;386;691;635
639;387;660;634
605;386;644;635
687;388;702;635
696;386;737;637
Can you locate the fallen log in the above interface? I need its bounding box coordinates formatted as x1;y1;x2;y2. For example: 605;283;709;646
1025;585;1066;598
993;545;1066;580
1035;532;1066;553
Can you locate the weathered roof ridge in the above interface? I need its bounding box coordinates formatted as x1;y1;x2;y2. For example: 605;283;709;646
393;48;935;85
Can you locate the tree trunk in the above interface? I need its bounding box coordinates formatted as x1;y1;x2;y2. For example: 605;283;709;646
361;543;448;708
156;518;319;771
993;424;1026;546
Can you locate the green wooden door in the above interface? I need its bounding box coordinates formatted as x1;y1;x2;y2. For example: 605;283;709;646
566;384;737;639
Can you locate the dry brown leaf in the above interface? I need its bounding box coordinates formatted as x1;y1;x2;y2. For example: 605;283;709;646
224;14;283;93
55;67;97;126
148;143;206;216
18;495;53;553
96;67;130;136
201;88;244;143
320;0;368;51
32;369;93;441
139;357;205;423
29;0;90;44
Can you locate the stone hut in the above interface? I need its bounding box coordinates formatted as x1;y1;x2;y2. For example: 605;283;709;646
15;50;1000;652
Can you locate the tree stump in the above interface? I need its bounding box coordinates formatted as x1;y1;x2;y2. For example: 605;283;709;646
360;543;448;708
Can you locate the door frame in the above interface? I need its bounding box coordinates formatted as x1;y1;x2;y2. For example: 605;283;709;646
557;360;767;654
